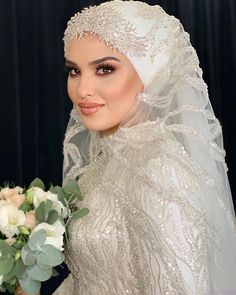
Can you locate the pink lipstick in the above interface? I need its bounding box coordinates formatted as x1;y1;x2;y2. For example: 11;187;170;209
78;102;104;115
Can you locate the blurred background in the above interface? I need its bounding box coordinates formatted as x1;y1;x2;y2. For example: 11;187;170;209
0;0;235;293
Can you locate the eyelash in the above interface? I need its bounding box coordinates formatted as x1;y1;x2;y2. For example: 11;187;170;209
65;63;115;78
96;63;115;75
64;66;79;77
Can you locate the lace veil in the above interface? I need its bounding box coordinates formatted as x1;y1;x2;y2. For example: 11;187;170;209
62;0;236;290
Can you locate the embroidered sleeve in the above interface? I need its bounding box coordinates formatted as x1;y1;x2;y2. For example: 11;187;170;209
142;153;218;294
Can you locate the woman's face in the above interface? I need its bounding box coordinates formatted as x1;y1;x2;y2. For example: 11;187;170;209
65;36;144;136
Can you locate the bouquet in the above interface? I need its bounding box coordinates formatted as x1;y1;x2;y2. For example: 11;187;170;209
0;178;89;295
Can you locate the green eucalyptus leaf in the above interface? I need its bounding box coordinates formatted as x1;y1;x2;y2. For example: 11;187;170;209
29;178;45;190
46;210;59;225
21;244;36;266
43;199;53;221
18;202;33;212
26;263;52;282
4;258;25;281
18;274;41;295
0;240;16;256
35;200;53;223
36;245;64;267
50;186;67;206
71;208;89;220
63;179;83;201
35;202;45;223
36;261;53;270
28;229;47;251
0;255;14;275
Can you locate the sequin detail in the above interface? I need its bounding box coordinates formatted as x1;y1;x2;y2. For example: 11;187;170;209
64;1;151;57
54;122;236;295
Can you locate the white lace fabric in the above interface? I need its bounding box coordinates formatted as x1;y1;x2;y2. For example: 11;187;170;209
54;1;236;294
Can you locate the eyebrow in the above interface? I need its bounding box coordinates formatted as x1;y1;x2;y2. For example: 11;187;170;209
65;56;121;67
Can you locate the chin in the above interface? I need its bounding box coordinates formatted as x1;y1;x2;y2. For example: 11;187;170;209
81;119;108;132
82;119;119;135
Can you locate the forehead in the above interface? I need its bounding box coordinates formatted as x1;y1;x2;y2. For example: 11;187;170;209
66;35;122;61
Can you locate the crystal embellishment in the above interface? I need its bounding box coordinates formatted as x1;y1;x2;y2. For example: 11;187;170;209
63;2;151;57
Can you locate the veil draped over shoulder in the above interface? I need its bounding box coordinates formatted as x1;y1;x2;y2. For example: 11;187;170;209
59;1;236;294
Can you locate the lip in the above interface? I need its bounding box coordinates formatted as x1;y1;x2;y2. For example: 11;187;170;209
78;102;105;115
78;102;105;108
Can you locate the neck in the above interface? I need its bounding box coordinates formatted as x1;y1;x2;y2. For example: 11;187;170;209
99;124;120;137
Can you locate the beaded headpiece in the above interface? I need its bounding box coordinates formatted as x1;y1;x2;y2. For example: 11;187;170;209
64;0;197;89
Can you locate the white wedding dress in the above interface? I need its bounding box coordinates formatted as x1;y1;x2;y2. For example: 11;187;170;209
55;1;236;293
53;121;236;295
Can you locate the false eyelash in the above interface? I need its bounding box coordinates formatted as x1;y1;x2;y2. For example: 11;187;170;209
95;63;115;74
64;65;81;78
64;63;115;76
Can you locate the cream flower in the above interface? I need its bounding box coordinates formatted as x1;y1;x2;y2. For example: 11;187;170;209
5;194;25;208
25;210;36;230
50;198;68;219
0;203;25;238
31;188;67;218
30;220;65;251
0;187;25;208
29;187;52;208
0;200;8;207
0;186;23;198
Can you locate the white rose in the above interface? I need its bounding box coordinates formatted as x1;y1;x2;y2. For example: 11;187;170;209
31;188;56;208
0;186;23;199
32;188;67;218
0;203;25;238
45;191;68;217
0;200;8;207
30;220;65;251
51;199;68;218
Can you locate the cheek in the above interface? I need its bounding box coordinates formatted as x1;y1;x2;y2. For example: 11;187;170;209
67;79;77;104
104;73;141;112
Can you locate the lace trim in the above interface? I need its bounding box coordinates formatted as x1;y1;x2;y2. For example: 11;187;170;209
64;2;151;57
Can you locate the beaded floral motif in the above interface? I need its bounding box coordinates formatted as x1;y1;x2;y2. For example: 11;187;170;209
64;2;150;57
57;125;223;294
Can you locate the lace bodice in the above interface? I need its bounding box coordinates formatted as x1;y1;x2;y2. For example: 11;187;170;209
52;122;236;295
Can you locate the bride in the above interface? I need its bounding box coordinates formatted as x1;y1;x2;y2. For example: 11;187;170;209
51;1;236;294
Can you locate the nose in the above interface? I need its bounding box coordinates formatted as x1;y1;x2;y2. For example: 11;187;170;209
76;74;95;99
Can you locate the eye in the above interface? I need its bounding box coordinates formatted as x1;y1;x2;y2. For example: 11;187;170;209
65;65;80;77
96;64;115;75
